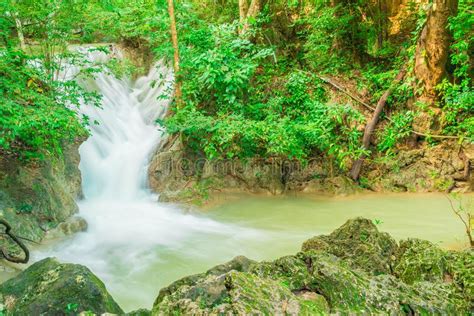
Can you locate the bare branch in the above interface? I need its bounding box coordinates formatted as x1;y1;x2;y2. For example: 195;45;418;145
0;219;30;264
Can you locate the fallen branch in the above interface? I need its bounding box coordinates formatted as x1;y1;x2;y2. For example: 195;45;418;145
315;74;461;140
316;75;375;111
350;68;406;180
0;219;30;264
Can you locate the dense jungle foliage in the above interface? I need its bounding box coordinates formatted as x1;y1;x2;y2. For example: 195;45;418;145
0;0;472;166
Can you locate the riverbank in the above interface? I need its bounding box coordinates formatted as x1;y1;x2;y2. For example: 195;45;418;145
149;138;474;206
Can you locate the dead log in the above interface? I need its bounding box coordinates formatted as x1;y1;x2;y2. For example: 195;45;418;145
350;68;406;181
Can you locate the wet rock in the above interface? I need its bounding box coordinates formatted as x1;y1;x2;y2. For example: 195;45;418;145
300;251;464;314
154;255;255;307
0;257;123;315
152;269;327;315
151;222;470;315
44;216;88;240
301;217;398;274
446;250;474;308
152;249;468;315
0;141;84;251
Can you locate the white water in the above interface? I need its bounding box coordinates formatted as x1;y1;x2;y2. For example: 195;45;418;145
34;50;265;311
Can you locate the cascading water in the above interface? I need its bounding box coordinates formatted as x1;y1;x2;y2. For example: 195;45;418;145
33;49;269;311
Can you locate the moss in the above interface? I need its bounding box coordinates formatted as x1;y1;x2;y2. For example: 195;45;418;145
446;250;474;310
152;256;328;315
301;217;398;275
0;258;123;315
393;239;447;284
250;255;311;290
153;246;469;315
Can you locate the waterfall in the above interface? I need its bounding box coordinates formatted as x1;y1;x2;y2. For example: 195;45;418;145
33;48;263;311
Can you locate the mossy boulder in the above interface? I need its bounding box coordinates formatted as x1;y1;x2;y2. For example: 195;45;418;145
0;257;123;315
152;248;468;315
446;250;474;308
152;256;329;315
0;141;83;254
394;238;474;309
301;217;398;275
393;238;447;284
252;251;466;314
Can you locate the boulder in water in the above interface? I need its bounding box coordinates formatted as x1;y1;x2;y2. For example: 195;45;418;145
0;257;123;315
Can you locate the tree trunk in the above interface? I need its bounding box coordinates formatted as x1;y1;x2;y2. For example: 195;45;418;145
350;68;406;180
239;0;249;33
414;0;458;104
14;15;26;51
167;0;182;106
240;0;260;33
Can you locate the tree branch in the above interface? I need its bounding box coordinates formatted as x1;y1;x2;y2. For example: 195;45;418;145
0;219;30;264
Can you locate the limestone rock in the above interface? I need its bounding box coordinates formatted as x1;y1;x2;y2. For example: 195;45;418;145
0;257;123;315
44;216;88;240
301;217;398;274
0;141;84;251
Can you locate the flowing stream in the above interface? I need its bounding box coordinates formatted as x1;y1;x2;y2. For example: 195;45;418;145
32;50;471;312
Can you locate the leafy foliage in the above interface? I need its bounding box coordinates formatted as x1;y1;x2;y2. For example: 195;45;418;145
165;21;364;165
436;0;474;140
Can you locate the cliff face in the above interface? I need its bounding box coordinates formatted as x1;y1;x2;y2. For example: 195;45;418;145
0;140;84;253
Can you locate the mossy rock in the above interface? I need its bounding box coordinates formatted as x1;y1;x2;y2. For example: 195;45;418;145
0;141;83;254
394;239;474;309
300;251;466;314
152;248;468;315
0;257;123;315
154;255;255;307
126;308;152;316
250;254;312;291
446;250;474;308
301;217;398;275
152;256;329;315
393;239;447;284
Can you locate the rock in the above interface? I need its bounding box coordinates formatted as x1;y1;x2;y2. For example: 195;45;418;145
394;239;474;309
393;239;447;284
126;308;151;316
0;141;84;251
446;250;474;308
152;255;328;315
368;141;474;193
0;257;123;315
301;251;465;314
301;217;398;274
44;216;88;240
152;249;467;315
154;255;255;307
152;268;328;315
